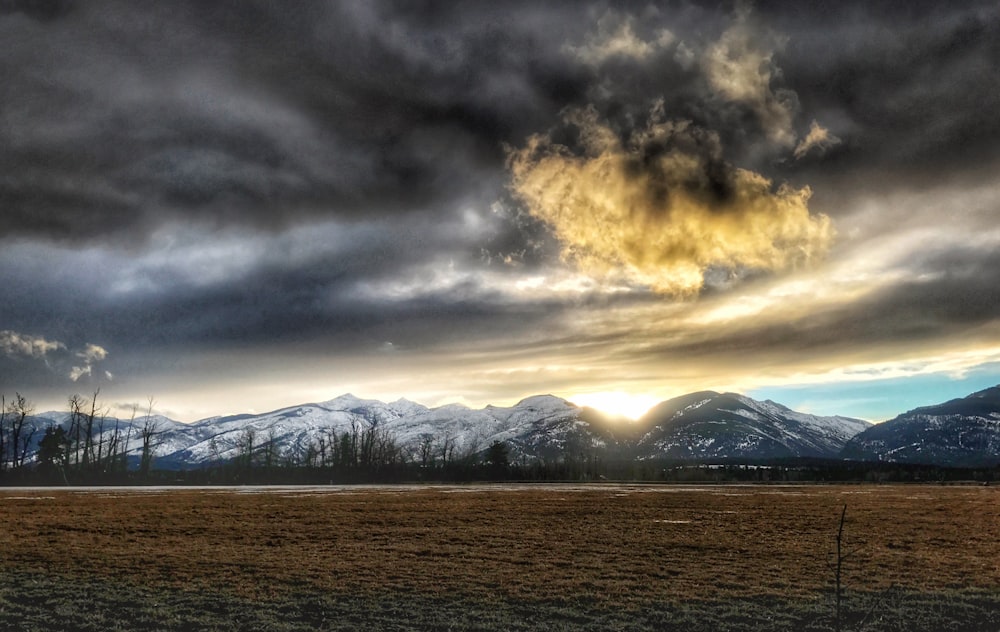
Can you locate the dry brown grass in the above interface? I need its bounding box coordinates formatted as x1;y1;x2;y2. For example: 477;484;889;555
0;484;997;607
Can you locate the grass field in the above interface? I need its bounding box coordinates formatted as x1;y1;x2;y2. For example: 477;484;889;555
0;484;997;631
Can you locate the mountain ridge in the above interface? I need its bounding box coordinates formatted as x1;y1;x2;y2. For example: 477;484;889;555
19;390;874;469
17;385;1000;469
841;386;1000;467
633;391;869;461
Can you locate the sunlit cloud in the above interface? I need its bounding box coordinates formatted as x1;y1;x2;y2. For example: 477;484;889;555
77;343;108;364
507;103;832;295
352;257;637;304
794;120;841;159
68;365;91;382
565;10;674;66
71;343;109;382
0;329;111;383
0;330;65;359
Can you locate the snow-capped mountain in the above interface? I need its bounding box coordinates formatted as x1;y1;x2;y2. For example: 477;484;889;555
634;391;870;460
841;386;1000;466
65;393;592;469
18;410;186;460
22;390;873;469
155;394;434;467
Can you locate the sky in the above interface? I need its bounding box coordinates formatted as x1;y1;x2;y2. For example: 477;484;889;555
3;0;1000;422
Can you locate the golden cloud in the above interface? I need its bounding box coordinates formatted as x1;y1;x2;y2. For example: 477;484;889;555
566;10;674;66
507;104;833;295
794;120;842;159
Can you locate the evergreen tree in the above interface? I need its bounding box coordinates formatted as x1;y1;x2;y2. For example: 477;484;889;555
37;426;70;474
485;440;509;470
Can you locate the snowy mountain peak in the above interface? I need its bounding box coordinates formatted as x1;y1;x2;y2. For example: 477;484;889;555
430;402;473;415
513;394;576;411
389;397;428;412
321;393;379;410
636;391;869;460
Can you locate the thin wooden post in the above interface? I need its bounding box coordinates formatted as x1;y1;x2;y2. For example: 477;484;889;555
836;503;847;632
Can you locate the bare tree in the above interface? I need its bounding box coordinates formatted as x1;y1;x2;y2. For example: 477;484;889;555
317;428;337;468
94;409;107;469
0;395;7;471
237;427;257;469
324;428;340;467
120;403;138;472
358;423;375;468
138;397;159;478
419;435;435;468
341;420;359;467
103;406;126;474
261;427;279;469
208;435;222;465
7;393;34;469
371;425;400;468
67;394;85;468
438;434;456;467
459;435;482;465
302;439;319;468
81;389;101;469
18;426;36;471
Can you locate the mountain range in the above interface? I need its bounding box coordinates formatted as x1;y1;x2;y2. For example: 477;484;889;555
19;386;1000;469
842;386;1000;467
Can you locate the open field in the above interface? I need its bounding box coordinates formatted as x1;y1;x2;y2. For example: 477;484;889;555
0;484;998;630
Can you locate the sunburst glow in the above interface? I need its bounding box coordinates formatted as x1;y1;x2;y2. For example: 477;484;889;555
570;392;660;420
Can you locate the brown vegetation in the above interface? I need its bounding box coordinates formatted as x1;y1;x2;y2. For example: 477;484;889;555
1;484;997;610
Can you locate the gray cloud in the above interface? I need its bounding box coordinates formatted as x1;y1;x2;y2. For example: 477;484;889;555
762;2;1000;185
0;0;73;22
0;328;110;388
0;0;590;244
0;330;64;359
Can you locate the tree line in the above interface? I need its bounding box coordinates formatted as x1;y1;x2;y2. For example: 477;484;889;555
0;390;160;484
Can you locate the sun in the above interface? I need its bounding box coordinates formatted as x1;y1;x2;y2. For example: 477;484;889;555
570;391;660;420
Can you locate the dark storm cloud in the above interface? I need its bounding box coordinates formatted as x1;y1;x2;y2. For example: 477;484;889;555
0;208;563;386
0;0;73;22
0;0;593;243
759;1;1000;192
0;2;794;242
6;0;992;243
